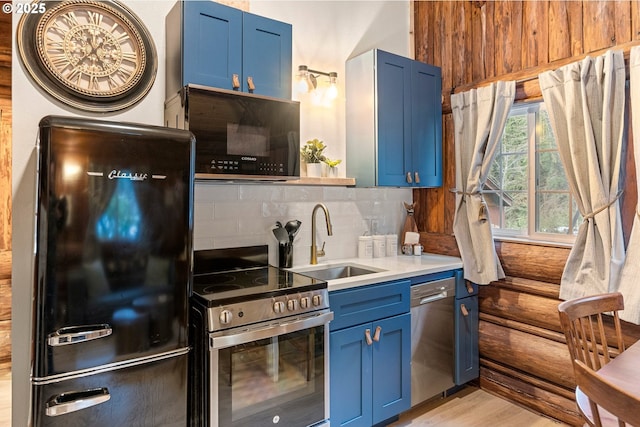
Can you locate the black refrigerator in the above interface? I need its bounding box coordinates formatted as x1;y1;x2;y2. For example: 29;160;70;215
30;116;195;426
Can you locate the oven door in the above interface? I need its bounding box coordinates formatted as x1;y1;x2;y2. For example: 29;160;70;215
209;311;332;427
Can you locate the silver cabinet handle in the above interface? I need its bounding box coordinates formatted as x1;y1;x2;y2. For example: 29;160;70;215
46;388;110;416
419;291;449;305
47;324;112;346
406;172;412;184
414;172;420;184
247;76;255;92
232;74;240;90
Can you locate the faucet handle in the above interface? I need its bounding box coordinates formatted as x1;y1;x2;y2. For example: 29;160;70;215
317;241;326;257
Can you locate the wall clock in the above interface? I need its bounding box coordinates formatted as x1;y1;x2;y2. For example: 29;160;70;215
16;0;157;112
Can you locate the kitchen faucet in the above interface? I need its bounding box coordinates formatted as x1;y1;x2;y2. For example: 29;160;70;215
310;203;333;264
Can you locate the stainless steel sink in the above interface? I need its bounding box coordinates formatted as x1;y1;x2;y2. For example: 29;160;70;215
295;264;384;281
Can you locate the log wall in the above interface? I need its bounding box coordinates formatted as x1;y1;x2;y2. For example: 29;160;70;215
413;1;640;425
0;0;11;374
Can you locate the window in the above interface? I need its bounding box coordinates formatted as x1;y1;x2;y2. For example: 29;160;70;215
484;102;581;243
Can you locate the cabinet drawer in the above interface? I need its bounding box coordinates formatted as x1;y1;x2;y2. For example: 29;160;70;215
329;280;410;331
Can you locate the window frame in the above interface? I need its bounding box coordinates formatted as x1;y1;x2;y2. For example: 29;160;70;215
489;101;577;246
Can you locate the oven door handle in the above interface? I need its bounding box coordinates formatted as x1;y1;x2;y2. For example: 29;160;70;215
210;311;334;349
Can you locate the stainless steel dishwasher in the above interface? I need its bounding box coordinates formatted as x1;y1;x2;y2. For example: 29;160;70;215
410;276;456;407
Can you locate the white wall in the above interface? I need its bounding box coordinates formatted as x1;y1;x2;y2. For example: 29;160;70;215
11;1;411;424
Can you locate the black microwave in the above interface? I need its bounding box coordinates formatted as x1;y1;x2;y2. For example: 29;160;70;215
165;85;300;180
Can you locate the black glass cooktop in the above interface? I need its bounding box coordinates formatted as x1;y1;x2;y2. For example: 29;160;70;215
193;266;326;306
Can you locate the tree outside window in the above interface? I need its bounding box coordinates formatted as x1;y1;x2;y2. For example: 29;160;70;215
483;103;580;243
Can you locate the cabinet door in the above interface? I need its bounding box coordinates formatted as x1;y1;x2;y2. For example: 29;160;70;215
372;313;411;424
242;12;292;98
455;295;479;385
376;50;412;187
330;324;372;427
183;2;242;91
411;61;442;187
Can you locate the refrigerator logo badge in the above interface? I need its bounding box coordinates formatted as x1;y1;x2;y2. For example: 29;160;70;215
108;170;148;181
86;171;167;180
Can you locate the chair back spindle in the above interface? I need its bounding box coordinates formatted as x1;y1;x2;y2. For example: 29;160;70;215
558;292;625;370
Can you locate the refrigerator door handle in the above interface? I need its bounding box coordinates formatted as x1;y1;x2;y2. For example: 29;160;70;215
47;324;112;346
45;387;111;416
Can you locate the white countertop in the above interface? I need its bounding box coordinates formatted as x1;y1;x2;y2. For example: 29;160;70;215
291;253;463;291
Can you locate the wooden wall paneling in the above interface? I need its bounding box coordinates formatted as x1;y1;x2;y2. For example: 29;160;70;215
547;1;572;62
443;114;456;235
482;1;496;82
413;2;432;65
0;103;11;252
0;0;11;375
583;1;616;53
478;285;564;332
479;367;583;426
493;276;560;299
436;1;454;92
413;2;640;423
633;0;640;40
495;241;569;283
522;0;549;69
419;232;459;257
451;1;471;88
0;277;10;368
470;2;487;82
479;321;576;389
493;1;523;75
481;358;576;403
615;0;632;45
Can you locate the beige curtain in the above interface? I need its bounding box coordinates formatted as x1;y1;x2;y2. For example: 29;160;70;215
616;46;640;325
539;50;626;302
451;81;515;285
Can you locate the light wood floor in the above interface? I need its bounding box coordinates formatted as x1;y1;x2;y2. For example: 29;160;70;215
390;386;567;427
0;372;565;427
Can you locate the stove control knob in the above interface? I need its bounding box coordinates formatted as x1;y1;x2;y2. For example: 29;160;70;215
312;294;323;307
273;301;285;314
219;310;233;325
287;299;298;311
300;296;311;309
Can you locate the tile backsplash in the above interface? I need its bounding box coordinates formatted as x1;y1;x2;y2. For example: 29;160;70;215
194;182;413;267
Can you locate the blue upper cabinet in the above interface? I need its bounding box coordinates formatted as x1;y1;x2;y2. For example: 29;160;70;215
346;49;442;187
242;12;292;97
166;1;292;99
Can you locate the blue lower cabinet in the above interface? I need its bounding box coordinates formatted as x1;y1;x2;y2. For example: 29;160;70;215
454;270;479;384
371;314;411;424
330;312;411;426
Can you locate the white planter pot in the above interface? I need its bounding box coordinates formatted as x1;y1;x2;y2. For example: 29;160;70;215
306;163;322;177
327;166;339;178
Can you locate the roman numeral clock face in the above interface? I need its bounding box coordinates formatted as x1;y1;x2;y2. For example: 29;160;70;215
17;0;157;112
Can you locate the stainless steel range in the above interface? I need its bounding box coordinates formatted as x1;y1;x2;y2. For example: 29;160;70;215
189;246;332;427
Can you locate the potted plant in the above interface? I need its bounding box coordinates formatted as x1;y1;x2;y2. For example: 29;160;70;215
300;138;326;177
323;157;342;178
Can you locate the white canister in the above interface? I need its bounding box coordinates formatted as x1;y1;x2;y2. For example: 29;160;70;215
358;236;373;258
386;234;398;256
372;235;386;258
413;243;423;256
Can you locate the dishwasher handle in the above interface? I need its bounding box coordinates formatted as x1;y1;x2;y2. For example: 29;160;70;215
419;291;450;305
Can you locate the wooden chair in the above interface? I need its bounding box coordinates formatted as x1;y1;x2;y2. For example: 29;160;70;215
573;359;640;427
558;292;626;371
